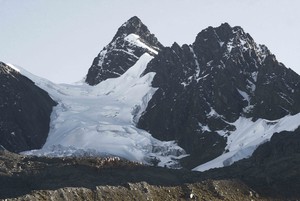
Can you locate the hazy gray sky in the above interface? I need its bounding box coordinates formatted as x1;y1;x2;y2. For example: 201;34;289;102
1;0;299;83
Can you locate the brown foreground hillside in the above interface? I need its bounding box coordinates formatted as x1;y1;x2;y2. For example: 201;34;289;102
0;150;292;201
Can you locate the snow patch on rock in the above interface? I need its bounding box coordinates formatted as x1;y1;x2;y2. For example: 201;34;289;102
193;113;300;172
125;34;158;55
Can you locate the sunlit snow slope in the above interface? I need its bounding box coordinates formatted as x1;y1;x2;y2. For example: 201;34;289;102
20;53;186;168
193;113;300;171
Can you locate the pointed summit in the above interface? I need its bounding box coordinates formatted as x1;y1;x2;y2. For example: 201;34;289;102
85;16;163;85
112;16;144;40
111;16;163;49
113;16;142;38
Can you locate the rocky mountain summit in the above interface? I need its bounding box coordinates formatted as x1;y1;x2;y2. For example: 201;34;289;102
137;22;300;168
85;16;163;85
0;62;56;153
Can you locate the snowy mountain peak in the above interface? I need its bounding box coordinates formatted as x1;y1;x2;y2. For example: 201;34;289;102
138;22;300;169
114;16;143;39
85;16;163;85
123;16;142;27
112;16;163;49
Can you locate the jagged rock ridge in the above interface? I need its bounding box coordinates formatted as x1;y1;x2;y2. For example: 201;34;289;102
0;62;57;153
138;23;300;168
85;16;163;85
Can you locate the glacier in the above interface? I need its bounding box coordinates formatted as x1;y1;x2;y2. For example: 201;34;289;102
19;53;187;168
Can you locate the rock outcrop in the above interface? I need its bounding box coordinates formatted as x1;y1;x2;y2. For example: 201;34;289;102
0;62;56;153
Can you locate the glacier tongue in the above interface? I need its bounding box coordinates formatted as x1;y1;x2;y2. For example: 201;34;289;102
22;53;186;168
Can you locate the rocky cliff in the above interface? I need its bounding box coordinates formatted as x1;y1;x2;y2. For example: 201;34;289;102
0;62;56;153
137;23;300;168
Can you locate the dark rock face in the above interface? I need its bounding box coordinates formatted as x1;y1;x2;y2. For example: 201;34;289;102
138;23;300;168
85;16;163;85
205;127;300;198
0;62;57;153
